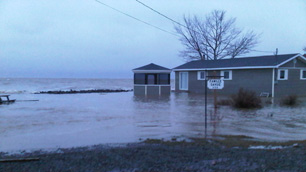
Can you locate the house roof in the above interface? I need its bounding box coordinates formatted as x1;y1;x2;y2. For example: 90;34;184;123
133;63;171;73
173;53;305;71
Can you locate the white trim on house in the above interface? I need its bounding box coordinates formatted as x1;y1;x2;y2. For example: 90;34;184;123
277;69;288;80
179;72;188;90
133;70;172;73
173;54;306;72
300;69;306;80
197;71;206;80
272;68;275;97
276;54;306;67
278;67;306;69
220;70;232;80
173;66;276;72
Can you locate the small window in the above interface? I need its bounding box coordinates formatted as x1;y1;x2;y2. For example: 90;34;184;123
197;71;206;80
221;70;232;80
300;70;306;80
278;69;288;80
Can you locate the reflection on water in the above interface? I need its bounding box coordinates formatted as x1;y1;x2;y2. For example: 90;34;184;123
0;92;306;152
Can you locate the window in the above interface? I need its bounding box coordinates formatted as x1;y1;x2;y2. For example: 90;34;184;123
159;74;170;85
134;74;145;84
134;73;170;85
221;70;232;80
278;69;288;80
197;71;206;80
301;70;306;80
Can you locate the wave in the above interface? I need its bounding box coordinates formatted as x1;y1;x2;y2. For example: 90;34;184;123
0;90;28;94
0;87;134;95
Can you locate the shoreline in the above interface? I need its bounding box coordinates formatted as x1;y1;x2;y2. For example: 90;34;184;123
1;137;305;171
35;89;133;94
2;134;305;155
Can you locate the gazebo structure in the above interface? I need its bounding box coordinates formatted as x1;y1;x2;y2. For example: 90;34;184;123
132;63;171;96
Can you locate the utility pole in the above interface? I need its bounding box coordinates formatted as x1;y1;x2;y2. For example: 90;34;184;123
275;48;278;65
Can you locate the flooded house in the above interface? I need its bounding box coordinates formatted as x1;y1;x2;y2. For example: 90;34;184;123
173;53;306;97
133;63;171;96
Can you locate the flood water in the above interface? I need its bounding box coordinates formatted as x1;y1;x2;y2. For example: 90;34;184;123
0;78;306;152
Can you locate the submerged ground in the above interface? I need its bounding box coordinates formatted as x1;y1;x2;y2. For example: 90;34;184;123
1;91;306;152
1;138;305;172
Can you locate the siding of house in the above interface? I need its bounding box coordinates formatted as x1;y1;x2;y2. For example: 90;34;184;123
134;85;146;95
275;59;306;97
134;85;171;95
280;58;306;68
219;69;273;96
175;69;273;95
175;71;180;91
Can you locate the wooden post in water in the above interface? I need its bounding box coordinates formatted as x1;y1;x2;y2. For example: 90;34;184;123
204;70;208;138
213;71;218;109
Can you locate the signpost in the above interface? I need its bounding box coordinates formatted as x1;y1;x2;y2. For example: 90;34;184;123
204;72;224;138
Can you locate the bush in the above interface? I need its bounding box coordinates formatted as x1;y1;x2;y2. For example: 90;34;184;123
280;95;298;106
231;88;262;109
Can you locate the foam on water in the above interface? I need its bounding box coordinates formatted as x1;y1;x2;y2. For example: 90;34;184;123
0;90;27;94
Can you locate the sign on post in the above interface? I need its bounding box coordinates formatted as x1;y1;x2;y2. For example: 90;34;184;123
207;79;224;89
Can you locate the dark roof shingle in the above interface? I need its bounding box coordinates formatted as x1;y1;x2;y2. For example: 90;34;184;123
133;63;170;71
173;54;300;70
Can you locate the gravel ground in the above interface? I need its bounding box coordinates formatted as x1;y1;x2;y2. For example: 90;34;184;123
1;139;305;172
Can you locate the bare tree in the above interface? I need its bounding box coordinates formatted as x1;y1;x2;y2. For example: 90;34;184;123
175;10;259;61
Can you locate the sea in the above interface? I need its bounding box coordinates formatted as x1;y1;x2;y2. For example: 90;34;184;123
1;78;306;153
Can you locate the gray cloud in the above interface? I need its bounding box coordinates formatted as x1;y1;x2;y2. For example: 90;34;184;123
0;0;305;78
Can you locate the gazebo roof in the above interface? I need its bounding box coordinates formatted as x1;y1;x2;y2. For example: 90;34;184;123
133;63;171;73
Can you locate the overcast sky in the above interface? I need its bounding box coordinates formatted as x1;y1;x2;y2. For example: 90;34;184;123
1;0;305;78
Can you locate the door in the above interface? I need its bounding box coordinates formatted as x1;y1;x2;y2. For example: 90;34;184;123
147;74;156;85
179;72;188;90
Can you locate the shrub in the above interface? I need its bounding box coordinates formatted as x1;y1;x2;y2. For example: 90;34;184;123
280;95;298;106
231;88;262;109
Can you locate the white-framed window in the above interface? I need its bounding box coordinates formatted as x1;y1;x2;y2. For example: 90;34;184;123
221;70;232;80
278;69;288;80
300;69;306;80
197;71;206;80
